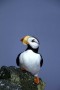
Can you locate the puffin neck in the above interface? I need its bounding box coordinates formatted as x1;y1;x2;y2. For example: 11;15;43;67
25;45;39;53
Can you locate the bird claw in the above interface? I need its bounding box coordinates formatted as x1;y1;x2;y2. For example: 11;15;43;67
34;76;40;84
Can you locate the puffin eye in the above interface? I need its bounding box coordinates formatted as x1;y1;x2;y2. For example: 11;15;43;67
31;39;35;42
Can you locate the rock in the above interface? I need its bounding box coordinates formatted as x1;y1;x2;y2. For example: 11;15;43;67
0;66;45;90
0;66;10;79
0;79;21;90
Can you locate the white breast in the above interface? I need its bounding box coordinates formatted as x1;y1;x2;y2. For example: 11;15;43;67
19;50;41;76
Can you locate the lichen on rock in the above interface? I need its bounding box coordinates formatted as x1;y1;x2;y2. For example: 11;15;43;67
0;66;45;90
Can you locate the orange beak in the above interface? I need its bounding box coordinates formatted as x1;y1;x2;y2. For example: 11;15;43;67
20;36;25;42
20;35;30;45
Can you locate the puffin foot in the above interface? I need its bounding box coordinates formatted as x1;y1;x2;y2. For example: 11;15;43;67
34;76;40;84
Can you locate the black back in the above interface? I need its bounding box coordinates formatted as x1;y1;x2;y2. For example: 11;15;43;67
40;55;43;67
16;53;21;66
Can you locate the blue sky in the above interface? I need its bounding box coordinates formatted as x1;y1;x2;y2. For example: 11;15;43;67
0;0;60;90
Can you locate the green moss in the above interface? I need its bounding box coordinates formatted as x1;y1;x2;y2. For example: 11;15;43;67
10;72;20;84
19;70;37;90
0;66;46;90
0;66;10;79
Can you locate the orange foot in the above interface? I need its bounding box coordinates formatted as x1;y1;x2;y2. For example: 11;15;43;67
34;76;40;84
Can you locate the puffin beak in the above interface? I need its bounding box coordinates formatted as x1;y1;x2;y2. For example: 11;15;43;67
20;36;30;45
20;37;25;42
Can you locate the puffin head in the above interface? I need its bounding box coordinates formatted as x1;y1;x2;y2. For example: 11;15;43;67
20;35;39;49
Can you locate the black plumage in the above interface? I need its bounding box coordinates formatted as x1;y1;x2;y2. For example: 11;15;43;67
16;53;20;66
40;55;43;67
26;44;39;53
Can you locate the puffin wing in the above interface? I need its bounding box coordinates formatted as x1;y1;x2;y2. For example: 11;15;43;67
16;53;21;66
40;54;43;67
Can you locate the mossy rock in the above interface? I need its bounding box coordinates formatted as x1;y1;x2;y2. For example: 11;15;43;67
0;66;45;90
0;66;10;79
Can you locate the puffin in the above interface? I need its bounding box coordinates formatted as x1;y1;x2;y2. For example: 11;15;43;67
16;35;43;84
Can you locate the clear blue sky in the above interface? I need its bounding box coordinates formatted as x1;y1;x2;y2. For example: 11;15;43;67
0;0;60;90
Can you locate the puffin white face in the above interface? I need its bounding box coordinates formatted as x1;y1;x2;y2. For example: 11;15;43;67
27;37;39;49
20;35;39;49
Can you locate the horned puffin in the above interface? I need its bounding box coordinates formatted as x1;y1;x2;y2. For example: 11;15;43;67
16;35;43;84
